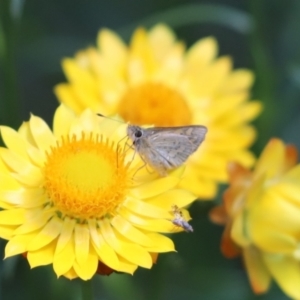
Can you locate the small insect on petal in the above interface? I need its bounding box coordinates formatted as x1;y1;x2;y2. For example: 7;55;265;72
171;205;193;233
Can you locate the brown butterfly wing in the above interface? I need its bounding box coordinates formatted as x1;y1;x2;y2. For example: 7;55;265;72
128;125;207;176
141;126;207;172
144;125;207;152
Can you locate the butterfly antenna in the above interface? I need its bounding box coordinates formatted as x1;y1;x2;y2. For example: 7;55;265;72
96;113;124;124
97;113;129;168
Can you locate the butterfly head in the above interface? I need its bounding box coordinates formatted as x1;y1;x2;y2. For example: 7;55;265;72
127;125;144;143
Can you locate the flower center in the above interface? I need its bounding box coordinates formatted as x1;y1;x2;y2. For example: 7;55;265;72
117;82;192;126
44;134;129;220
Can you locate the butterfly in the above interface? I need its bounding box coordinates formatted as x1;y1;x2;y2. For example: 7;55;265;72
126;124;207;176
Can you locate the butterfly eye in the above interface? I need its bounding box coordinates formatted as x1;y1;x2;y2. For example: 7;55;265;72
134;130;143;138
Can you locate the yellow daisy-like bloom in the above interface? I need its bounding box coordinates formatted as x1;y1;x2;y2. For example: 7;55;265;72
54;23;262;199
210;138;300;299
0;104;196;280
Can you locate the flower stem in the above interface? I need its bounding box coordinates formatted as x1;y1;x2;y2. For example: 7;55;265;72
81;280;93;300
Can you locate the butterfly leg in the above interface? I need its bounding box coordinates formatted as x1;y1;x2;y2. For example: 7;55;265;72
125;142;152;175
131;154;148;178
116;137;137;170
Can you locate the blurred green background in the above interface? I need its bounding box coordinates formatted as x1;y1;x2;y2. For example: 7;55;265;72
0;0;299;299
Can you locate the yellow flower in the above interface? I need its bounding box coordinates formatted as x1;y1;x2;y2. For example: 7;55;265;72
54;24;262;199
0;104;196;280
210;138;300;299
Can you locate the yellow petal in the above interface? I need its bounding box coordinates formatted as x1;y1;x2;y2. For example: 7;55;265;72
63;268;78;280
263;253;300;299
74;224;90;265
78;108;101;132
29;114;56;152
205;127;256;151
179;170;217;199
254;139;285;178
264;188;300;227
130;176;179;199
154;43;184;86
228;150;256;168
245;174;265;208
0;126;30;159
61;59;100;111
71;84;100;112
255;231;297;253
0;158;11;175
148;24;176;61
101;219;152;268
111;215;154;247
0;147;41;176
14;208;54;235
117;256;138;274
189;164;227;182
21;192;47;209
272;182;300;206
231;212;251;247
5;237;27;257
27;217;63;251
146;189;196;209
203;92;249;121
186;37;218;68
5;231;37;257
12;170;43;188
145;233;175;252
194;57;232;97
88;219;101;249
53;104;76;138
0;225;16;239
73;245;98;280
97;116;126;139
283;164;300;183
62;58;97;91
243;246;271;294
27;146;46;168
91;227;120;271
0;172;21;190
119;207;176;232
123;197;170;219
18;121;36;147
0;189;45;207
54;84;83;114
97;28;127;68
81;47;125;108
248;191;300;252
136;219;177;233
53;237;75;277
221;69;254;93
0;208;25;225
217;101;262;128
69;109;100;138
27;241;55;268
55;217;75;255
129;27;157;83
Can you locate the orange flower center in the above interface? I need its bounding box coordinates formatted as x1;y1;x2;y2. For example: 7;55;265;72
117;82;192;126
43;133;129;220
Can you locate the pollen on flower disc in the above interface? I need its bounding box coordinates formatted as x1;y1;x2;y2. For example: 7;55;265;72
43;134;129;220
118;82;192;126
